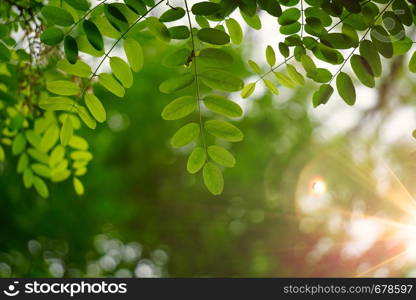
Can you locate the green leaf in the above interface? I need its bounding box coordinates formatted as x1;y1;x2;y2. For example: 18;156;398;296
248;60;262;74
163;48;192;68
57;59;92;77
124;0;147;15
60;115;73;146
195;15;210;28
204;95;242;118
85;93;106;123
70;150;93;161
12;133;26;155
359;40;382;77
25;130;41;149
47;80;80;96
77;35;103;57
123;38;144;72
146;16;170;42
266;45;276;67
69;136;89;150
225;18;243;45
241;12;262;30
64;0;90;11
274;72;296;88
32;163;51;178
159;73;195;94
93;16;121;39
17;153;28;173
73;177;85;196
203;162;223;195
370;25;393;58
0;145;4;161
161;96;197;121
241;82;256;98
263;79;279;95
0;42;10;62
279;42;290;57
197;28;230;45
321;33;355;49
301;54;317;74
77;106;97;129
207;145;236;168
83;19;104;51
52;170;71;182
198;48;233;67
110;57;133;88
278;7;300;25
104;4;129;32
33;176;49;198
41;5;74;26
23;169;33;188
336;72;356;106
350;54;375;88
168;26;190;40
205;120;243;142
409;51;416;73
187;147;206;174
40;27;64;45
382;11;404;37
49;145;65;167
393;0;413;26
307;68;332;83
64;35;78;64
393;36;412;56
200;69;243;92
39;97;76;111
192;2;221;15
258;0;282;17
286;64;305;85
28;148;49;164
171;123;200;148
159;7;185;22
312;84;334;108
40;125;59;153
98;73;125;97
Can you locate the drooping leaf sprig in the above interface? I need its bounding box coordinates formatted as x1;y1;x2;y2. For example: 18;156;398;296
1;0;416;197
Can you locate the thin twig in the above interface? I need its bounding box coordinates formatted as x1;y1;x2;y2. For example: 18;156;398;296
184;0;207;152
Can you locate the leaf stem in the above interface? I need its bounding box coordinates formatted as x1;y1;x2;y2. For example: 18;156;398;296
80;0;166;99
300;0;304;38
184;0;207;153
255;0;372;83
329;0;394;84
66;0;109;37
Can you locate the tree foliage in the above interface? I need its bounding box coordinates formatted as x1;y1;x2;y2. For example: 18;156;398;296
0;0;415;196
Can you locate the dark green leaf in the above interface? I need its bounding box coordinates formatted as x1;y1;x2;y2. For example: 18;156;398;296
312;84;334;108
336;72;356;105
64;36;78;64
83;20;104;51
41;5;74;26
197;28;230;45
40;27;64;46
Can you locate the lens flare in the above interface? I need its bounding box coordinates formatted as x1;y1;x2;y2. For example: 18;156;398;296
309;176;327;196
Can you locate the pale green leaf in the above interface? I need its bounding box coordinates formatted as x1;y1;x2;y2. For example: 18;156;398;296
85;93;106;123
187;146;206;174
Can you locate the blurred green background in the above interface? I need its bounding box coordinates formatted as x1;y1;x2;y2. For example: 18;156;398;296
2;30;416;278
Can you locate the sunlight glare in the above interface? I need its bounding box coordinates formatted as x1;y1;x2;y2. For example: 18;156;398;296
309;176;327;197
